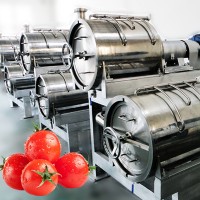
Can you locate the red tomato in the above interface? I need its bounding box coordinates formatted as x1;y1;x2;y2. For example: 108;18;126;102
2;153;30;190
24;130;61;163
55;152;89;188
21;159;58;196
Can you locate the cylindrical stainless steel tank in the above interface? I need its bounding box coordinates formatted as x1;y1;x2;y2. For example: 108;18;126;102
69;16;163;91
10;76;35;92
4;63;23;94
36;72;88;119
20;30;69;74
103;81;200;182
0;37;20;62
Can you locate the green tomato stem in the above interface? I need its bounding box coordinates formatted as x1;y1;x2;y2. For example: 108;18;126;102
0;156;6;171
32;165;59;188
32;121;40;132
89;166;96;171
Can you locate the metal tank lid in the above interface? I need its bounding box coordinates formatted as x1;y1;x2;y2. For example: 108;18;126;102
104;95;153;182
69;18;98;91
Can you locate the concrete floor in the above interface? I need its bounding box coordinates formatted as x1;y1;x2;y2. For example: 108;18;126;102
0;70;139;200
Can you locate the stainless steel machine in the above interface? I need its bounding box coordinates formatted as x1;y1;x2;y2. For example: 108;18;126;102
2;8;200;199
35;70;91;156
4;63;23;94
103;80;200;178
36;71;88;119
68;14;199;93
17;26;92;156
20;29;69;74
4;63;36;118
0;37;20;67
0;32;37;118
91;79;200;200
8;29;71;118
68;10;200;200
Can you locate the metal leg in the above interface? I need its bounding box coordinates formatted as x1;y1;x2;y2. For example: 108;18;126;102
133;183;156;200
172;193;178;200
10;100;18;107
154;178;162;200
23;96;33;119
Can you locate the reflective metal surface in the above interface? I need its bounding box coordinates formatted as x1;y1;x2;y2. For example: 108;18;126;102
69;18;163;90
4;63;23;94
36;71;88;119
9;76;35;94
20;30;69;73
162;40;200;71
163;40;188;61
0;70;140;200
104;81;200;182
0;37;20;62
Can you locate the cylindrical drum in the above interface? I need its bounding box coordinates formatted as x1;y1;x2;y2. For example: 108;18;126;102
4;63;23;94
163;40;188;61
37;90;88;119
36;71;75;95
103;82;200;182
69;18;163;90
36;72;88;119
20;30;69;73
8;76;35;95
0;37;19;61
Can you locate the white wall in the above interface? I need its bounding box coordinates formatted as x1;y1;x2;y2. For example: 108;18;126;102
0;0;199;40
53;0;200;40
0;0;57;36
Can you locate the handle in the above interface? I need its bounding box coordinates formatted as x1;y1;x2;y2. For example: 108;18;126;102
154;86;185;131
103;127;121;159
62;43;74;70
89;14;150;21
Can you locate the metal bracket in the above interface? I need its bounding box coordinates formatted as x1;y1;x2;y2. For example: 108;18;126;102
104;18;127;46
39;31;50;48
62;43;74;70
58;71;70;92
154;86;185;132
134;20;156;45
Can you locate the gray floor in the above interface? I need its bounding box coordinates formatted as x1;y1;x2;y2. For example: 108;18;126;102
0;70;139;200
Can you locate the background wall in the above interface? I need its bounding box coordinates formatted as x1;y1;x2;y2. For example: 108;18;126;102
0;0;199;40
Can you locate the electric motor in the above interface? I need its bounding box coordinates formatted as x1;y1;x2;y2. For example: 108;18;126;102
162;40;200;71
103;80;200;182
190;34;200;45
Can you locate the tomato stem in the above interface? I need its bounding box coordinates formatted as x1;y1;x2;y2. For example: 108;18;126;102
32;165;60;187
89;166;96;171
0;156;6;171
32;122;40;132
